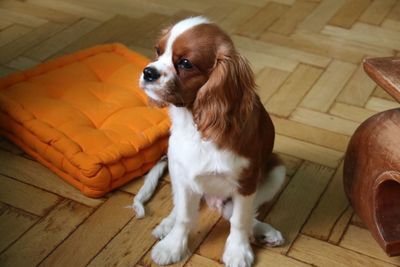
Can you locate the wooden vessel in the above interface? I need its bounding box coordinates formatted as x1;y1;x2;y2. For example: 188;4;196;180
344;57;400;256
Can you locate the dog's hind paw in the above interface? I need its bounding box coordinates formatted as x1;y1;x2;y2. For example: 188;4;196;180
253;220;285;247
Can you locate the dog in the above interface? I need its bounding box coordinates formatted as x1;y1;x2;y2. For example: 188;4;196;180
137;16;286;267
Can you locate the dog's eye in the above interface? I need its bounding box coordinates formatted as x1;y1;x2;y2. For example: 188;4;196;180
177;58;193;69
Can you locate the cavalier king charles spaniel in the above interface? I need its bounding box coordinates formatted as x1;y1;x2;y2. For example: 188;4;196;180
137;16;286;267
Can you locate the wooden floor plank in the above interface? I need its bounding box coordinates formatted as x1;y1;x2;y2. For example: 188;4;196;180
329;102;377;123
0;0;79;25
0;137;24;155
302;163;349;240
238;47;298;73
0;174;60;216
328;205;353;244
328;0;371;29
25;18;101;61
0;22;65;64
301;60;357;112
186;254;223;267
289;234;396;267
6;56;40;71
203;3;236;24
336;62;377;106
272;116;350;152
365;96;399;112
268;0;319;35
40;192;133;267
87;184;173;267
0;24;31;48
64;0;177;18
382;18;400;31
256;67;290;104
372;86;396;101
264;162;334;254
323;23;400;50
290;107;359;136
233;35;331;68
0;199;92;267
197;219;228;262
274;134;343;168
126;44;154;59
0;204;39;253
387;1;400;21
0;8;48;27
266;64;322;117
63;12;171;55
351;214;366;229
122;0;209;15
260;31;394;65
0;65;15;77
274;0;296;5
128;14;172;50
359;0;397;25
340;225;400;266
235;2;290;39
0;19;13;30
297;0;346;32
254;248;311;266
62;15;139;53
27;0;113;21
219;4;259;33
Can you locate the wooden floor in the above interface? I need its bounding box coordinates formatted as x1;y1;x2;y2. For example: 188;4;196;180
0;0;400;266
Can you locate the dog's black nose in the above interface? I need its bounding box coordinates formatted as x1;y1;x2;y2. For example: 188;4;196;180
143;67;160;82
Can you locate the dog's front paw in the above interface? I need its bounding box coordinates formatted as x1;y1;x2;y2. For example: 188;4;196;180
152;217;175;239
223;239;254;267
151;236;188;265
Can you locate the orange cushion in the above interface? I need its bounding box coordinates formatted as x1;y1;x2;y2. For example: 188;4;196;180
0;43;170;198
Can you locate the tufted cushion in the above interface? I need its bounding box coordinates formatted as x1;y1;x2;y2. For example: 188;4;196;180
0;44;170;197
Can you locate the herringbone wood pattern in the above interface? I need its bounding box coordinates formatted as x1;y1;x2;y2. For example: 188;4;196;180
0;0;399;266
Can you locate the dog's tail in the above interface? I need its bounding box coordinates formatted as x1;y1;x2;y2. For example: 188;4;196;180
253;154;287;209
132;156;167;218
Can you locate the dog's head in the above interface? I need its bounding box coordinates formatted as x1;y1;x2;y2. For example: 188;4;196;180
140;16;256;140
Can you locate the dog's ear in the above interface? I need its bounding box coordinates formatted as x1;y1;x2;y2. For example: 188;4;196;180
193;50;256;143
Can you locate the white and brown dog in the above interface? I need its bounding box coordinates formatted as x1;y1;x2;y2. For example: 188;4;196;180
135;16;286;267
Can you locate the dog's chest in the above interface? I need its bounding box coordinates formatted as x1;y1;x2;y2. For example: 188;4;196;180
168;107;249;195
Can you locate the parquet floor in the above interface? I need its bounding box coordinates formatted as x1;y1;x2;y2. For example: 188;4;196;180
0;0;400;266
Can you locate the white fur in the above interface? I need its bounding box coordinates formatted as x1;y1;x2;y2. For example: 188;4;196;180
168;106;249;197
221;164;286;249
223;193;255;267
132;157;167;218
221;195;285;247
153;207;176;239
253;165;286;209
